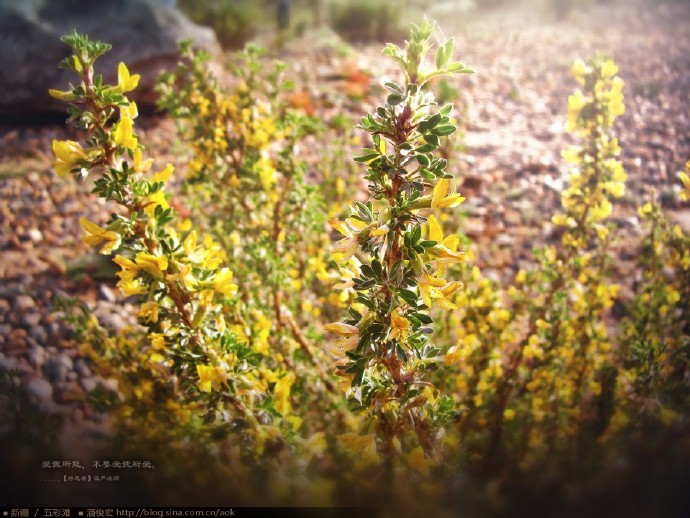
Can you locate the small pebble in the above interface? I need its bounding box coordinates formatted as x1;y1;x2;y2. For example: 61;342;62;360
14;295;36;312
43;352;73;383
26;377;54;405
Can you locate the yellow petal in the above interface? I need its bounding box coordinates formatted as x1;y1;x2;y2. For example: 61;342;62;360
152;164;174;183
328;218;351;237
113;115;138;150
135;252;168;278
118;62;140;93
114;254;138;271
432;178;450;208
442;233;460;252
324;322;359;336
427;214;443;243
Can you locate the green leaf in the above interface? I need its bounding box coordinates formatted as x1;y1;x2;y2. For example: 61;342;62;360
354;151;379;163
416;154;431;167
447;62;474;74
360;264;375;279
413;312;433;325
389;260;403;280
419;169;436;180
412;225;422;243
416;143;437;153
427;113;442;128
435;39;454;70
431;125;456;136
384;82;403;94
355;295;376;310
387;93;404;105
424;134;441;147
371;259;383;278
398;288;419;306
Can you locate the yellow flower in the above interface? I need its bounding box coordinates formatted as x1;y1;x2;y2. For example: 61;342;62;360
135;252;168;278
407;446;431;475
150;333;165;350
425;215;468;265
253;313;271;354
273;372;295;415
338;433;379;464
551;213;576;227
213;267;238;297
256;157;277;191
122;101;138;120
324;322;360;351
118;278;146;296
144;190;169;219
132;148;153;172
52;140;86;177
590;199;612;221
369;224;389;238
571;58;589;83
117;62;140;93
113;108;138;150
196;364;226;393
566;90;587;132
417;272;459;310
389;308;410;342
431;178;465;208
152;164;174;183
80;217;121;254
329;217;361;261
114;254;138;277
600;59;619;80
680;166;690;201
138;301;159;323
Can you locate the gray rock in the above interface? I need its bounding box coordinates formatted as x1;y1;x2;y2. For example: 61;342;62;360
0;298;10;315
74;357;92;377
0;354;19;371
14;295;36;312
21;312;42;328
81;376;101;393
43;352;73;382
29;325;49;344
26;376;54;403
26;345;46;368
0;0;220;115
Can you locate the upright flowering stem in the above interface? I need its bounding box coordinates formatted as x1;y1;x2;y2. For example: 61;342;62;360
481;53;627;471
326;20;473;468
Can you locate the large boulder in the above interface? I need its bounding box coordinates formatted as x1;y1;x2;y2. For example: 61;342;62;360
0;0;220;116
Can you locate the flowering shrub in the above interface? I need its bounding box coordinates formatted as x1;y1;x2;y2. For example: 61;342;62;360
48;33;341;502
156;41;345;432
620;175;690;423
444;54;633;475
47;24;690;511
325;18;473;468
156;42;331;330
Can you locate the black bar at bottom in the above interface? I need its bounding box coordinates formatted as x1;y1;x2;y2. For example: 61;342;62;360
0;508;373;518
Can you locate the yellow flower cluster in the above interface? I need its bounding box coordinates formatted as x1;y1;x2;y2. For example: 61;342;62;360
555;54;627;247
